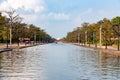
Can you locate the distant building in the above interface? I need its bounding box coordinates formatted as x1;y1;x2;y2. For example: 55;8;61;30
111;38;118;41
19;38;30;43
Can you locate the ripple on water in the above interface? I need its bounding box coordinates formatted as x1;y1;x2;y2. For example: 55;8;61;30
0;43;120;80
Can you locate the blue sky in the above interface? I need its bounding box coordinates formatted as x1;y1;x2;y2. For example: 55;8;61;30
0;0;120;39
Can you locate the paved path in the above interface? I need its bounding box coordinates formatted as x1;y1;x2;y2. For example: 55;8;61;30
0;43;43;53
73;43;120;56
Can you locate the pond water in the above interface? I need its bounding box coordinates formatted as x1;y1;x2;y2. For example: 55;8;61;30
0;43;120;80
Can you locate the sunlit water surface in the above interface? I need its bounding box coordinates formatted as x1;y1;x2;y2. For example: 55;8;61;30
0;43;120;80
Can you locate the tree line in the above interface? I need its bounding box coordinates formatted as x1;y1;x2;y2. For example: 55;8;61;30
0;10;55;45
63;17;120;51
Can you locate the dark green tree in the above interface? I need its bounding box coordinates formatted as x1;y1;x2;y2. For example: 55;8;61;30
112;16;120;51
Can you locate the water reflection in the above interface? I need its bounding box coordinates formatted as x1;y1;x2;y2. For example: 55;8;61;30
98;51;120;80
65;44;120;80
0;43;120;80
0;46;46;80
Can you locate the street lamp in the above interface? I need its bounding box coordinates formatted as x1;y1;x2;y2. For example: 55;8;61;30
85;30;87;46
2;10;17;48
4;18;9;48
9;21;12;48
82;23;89;46
98;21;104;48
84;27;88;46
5;26;9;48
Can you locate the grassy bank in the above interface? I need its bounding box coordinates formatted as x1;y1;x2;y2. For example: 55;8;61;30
73;43;120;56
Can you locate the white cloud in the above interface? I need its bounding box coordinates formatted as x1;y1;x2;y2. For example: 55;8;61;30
71;8;93;26
21;14;38;23
72;8;120;27
0;0;45;24
48;12;70;20
0;0;45;13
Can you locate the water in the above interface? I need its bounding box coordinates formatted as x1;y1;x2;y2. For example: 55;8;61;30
0;43;120;80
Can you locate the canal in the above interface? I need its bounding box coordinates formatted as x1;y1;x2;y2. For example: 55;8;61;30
0;43;120;80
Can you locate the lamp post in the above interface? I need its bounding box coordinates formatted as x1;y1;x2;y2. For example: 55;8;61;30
99;21;104;48
9;21;12;48
6;27;9;48
82;23;89;46
2;10;17;48
84;27;88;46
100;26;102;48
85;30;87;46
5;18;9;48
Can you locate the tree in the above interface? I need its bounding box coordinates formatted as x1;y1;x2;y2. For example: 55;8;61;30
91;23;99;48
0;12;5;42
27;24;54;43
87;24;95;47
112;16;120;51
0;12;8;43
82;22;89;46
3;9;20;47
98;18;112;49
0;10;54;45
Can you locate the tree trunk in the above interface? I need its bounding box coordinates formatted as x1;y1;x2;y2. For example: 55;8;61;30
118;35;120;51
95;43;97;48
105;43;107;49
17;37;19;47
89;43;90;47
105;40;108;49
118;26;120;51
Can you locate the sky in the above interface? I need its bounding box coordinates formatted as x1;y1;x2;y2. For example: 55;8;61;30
0;0;120;39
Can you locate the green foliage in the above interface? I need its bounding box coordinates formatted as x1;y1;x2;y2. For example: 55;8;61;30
0;12;6;42
64;16;120;50
112;16;120;25
101;18;112;46
0;11;54;43
111;16;120;50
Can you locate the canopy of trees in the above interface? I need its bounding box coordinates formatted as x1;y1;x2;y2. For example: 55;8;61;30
0;11;55;43
63;17;120;51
